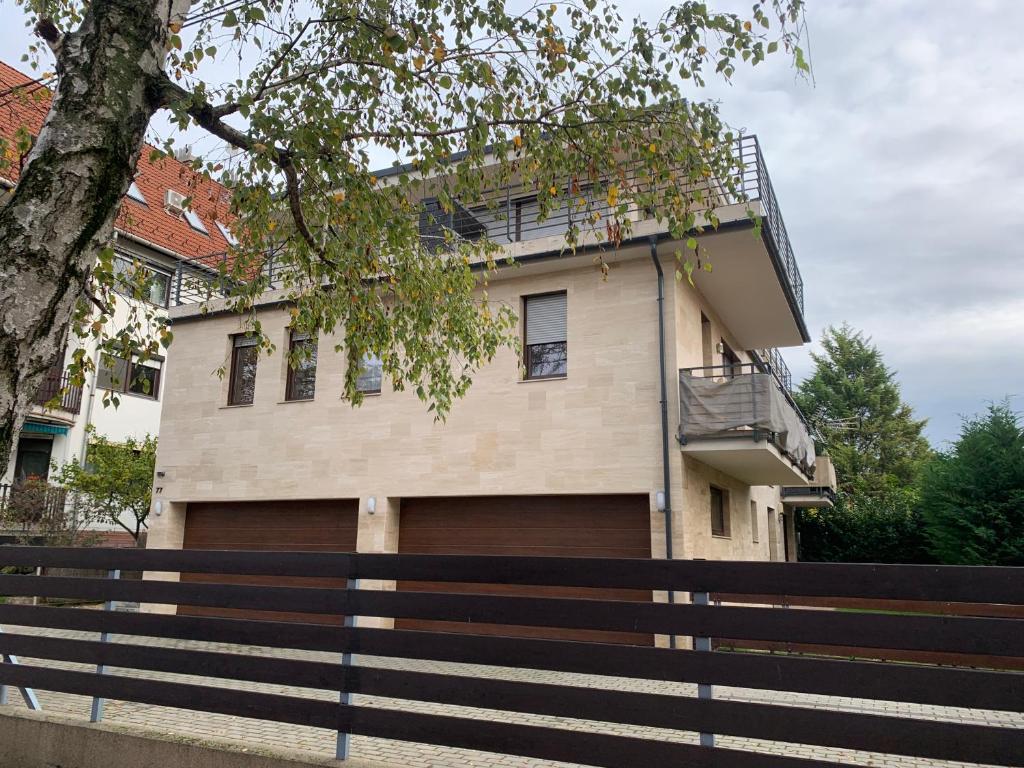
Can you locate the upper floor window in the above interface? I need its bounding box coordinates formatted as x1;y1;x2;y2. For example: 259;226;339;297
710;485;730;537
113;255;171;307
285;330;317;401
524;292;567;379
183;208;209;235
126;182;147;205
356;353;383;394
97;354;163;400
229;335;259;405
216;220;238;247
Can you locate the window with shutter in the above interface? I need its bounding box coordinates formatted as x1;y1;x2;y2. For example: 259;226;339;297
523;292;567;379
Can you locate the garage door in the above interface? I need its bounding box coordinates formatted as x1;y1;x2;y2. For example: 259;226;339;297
179;499;358;624
397;494;653;644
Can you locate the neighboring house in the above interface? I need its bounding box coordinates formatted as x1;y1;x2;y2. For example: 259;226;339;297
0;61;235;542
145;132;836;622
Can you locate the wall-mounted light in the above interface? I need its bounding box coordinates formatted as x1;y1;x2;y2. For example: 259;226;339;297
655;491;666;512
154;500;163;517
366;496;377;515
715;342;725;354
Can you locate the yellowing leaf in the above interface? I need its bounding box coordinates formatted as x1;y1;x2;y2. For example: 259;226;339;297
648;142;657;153
513;135;523;148
606;185;619;207
548;185;558;196
413;55;425;70
333;190;346;203
433;46;446;63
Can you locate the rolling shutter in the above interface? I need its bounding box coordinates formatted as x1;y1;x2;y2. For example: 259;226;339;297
525;292;567;345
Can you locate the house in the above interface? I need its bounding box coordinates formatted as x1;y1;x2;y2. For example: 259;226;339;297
144;133;836;626
0;61;235;543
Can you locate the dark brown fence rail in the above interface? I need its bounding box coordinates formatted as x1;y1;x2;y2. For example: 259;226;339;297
0;547;1022;768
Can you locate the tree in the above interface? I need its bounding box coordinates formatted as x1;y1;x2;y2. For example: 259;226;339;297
797;486;930;564
793;325;933;563
0;0;809;476
51;430;157;545
921;403;1024;566
795;324;932;498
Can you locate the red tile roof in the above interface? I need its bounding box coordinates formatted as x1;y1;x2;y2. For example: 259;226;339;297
0;60;234;263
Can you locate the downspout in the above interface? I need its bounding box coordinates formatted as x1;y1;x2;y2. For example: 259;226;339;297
649;237;677;648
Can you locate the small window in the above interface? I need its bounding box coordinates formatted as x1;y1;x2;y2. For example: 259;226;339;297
126;182;147;205
750;500;759;543
229;335;259;405
216;220;238;247
710;486;730;537
524;292;567;379
97;354;162;400
113;255;172;307
356;353;383;394
285;330;317;401
183;208;209;235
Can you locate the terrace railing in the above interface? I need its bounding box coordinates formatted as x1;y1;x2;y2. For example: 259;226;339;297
31;369;82;416
0;547;1021;767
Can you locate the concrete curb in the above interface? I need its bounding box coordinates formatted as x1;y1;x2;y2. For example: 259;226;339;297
0;708;395;768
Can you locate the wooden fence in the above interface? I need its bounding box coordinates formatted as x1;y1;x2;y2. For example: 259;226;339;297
0;546;1022;767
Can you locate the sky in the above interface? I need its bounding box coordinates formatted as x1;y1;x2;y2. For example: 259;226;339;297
1;0;1022;447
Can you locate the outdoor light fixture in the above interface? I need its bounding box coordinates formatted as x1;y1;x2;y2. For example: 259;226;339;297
655;491;666;512
154;500;163;517
367;496;377;515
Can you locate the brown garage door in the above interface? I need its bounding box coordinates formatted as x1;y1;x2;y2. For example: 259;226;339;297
179;499;358;624
397;494;653;644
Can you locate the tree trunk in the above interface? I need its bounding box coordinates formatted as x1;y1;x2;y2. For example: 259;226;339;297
0;0;180;476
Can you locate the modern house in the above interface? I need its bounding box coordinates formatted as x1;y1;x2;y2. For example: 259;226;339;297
0;61;236;543
144;132;836;622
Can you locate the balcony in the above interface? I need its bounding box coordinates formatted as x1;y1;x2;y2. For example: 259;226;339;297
782;456;838;508
31;367;82;420
678;362;816;486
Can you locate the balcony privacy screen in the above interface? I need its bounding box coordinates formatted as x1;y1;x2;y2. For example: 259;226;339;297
678;372;815;474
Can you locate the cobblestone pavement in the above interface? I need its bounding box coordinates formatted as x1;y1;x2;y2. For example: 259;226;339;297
0;624;1019;768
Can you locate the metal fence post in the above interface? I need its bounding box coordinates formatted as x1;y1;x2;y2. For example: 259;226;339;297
693;584;714;748
336;577;358;760
89;568;120;723
0;625;42;710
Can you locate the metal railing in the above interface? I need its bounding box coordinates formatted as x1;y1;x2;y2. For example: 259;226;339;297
415;135;804;315
0;482;68;532
31;369;82;415
750;347;794;393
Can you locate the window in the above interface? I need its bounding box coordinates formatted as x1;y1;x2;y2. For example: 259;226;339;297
710;485;730;537
113;255;172;307
523;292;567;379
183;208;209;235
721;340;741;379
126;181;147;205
285;330;317;401
356;353;383;394
750;500;759;543
229;335;259;405
216;220;238;247
97;354;162;399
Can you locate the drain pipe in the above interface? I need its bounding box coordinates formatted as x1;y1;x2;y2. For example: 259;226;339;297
649;237;677;648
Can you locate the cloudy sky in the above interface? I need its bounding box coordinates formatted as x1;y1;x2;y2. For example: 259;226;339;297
2;0;1021;446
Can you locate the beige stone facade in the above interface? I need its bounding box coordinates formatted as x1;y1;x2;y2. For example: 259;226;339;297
147;216;820;573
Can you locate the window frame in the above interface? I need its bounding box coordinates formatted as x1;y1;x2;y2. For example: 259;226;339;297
97;353;163;400
228;334;259;406
355;352;383;395
710;485;730;538
113;254;173;308
284;329;318;402
523;291;568;381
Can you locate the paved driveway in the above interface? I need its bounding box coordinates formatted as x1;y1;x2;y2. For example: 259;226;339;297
0;624;1018;768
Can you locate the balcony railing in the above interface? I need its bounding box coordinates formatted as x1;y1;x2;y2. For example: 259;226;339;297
781;485;837;504
750;347;794;393
32;369;82;415
0;482;68;532
678;362;816;478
